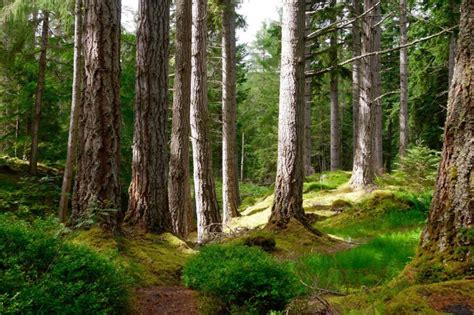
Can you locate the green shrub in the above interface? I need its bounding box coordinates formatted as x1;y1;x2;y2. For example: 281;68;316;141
183;244;302;313
0;216;129;314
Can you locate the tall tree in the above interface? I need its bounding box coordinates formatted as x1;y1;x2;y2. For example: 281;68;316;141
352;0;361;159
126;0;171;232
372;1;383;174
399;0;409;157
329;0;341;171
191;0;221;242
304;2;315;176
448;0;458;87
349;0;378;189
267;0;308;229
29;11;49;175
415;0;472;276
169;0;193;237
72;0;122;230
59;0;83;223
222;0;240;223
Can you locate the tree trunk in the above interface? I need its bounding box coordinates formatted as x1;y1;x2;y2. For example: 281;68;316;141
416;0;473;276
59;0;83;223
191;0;221;243
72;0;122;230
399;0;409;157
126;0;171;233
267;0;309;230
373;2;383;174
304;2;315;176
349;0;377;189
330;0;341;171
352;0;361;163
240;132;245;180
222;0;240;223
29;11;49;175
448;0;458;87
169;0;193;237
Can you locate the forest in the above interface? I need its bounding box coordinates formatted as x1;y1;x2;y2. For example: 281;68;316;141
0;0;472;313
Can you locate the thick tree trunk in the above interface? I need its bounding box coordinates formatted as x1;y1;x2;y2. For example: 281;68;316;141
72;0;122;230
126;0;171;233
330;0;341;171
29;11;49;175
169;0;193;237
399;0;409;157
416;0;473;276
373;2;383;174
222;0;240;223
59;0;83;223
352;0;361;161
191;0;221;242
350;0;378;189
304;2;315;176
267;0;309;230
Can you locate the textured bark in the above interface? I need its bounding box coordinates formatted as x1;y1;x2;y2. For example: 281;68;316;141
126;0;171;233
222;0;240;223
350;0;377;189
29;11;49;175
399;0;409;157
191;0;221;242
330;0;341;171
304;2;315;176
417;0;473;274
372;2;383;174
352;0;361;159
60;0;83;223
169;0;193;237
267;0;308;230
72;0;122;230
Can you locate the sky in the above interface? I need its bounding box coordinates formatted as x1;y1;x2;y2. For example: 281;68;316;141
121;0;281;46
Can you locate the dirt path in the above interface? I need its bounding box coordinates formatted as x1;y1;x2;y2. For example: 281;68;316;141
133;286;199;315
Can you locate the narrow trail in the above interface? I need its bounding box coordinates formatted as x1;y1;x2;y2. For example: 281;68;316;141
133;286;199;315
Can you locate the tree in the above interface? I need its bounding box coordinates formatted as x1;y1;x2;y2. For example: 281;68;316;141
304;2;315;176
126;0;171;233
399;0;408;157
191;0;221;242
222;0;240;223
59;0;83;223
72;0;122;230
372;1;383;174
267;0;308;229
169;0;193;237
29;10;49;175
351;0;361;159
349;0;378;189
415;0;473;276
329;0;341;171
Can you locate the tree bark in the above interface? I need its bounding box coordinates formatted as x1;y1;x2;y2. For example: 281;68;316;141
330;0;341;171
222;0;240;223
352;0;361;161
349;0;377;189
72;0;122;230
304;2;315;176
267;0;309;230
416;0;473;275
399;0;409;157
59;0;83;223
29;11;49;175
191;0;221;243
373;1;383;174
126;0;171;233
169;0;193;237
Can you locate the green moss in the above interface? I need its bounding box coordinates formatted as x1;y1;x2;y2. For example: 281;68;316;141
71;228;196;286
331;199;352;212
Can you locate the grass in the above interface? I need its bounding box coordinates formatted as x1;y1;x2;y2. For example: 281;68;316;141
295;231;420;293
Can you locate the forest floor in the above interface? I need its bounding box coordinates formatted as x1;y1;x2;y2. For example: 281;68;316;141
0;157;472;314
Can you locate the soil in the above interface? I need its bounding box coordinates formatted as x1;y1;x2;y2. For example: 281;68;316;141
133;286;199;315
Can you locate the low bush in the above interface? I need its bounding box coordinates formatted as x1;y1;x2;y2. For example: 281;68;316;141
182;244;302;313
0;216;129;314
